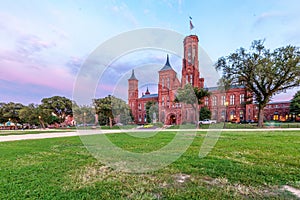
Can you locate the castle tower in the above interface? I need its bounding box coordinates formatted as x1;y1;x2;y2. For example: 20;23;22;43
128;70;138;122
158;55;181;124
181;35;204;88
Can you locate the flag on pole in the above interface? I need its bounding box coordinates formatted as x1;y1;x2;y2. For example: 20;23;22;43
189;16;194;30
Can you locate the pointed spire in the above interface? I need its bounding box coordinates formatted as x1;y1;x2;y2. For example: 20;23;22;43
165;54;171;67
129;69;137;80
159;54;173;71
145;87;150;95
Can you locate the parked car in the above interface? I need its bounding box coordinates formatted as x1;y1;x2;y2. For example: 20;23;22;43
198;119;217;124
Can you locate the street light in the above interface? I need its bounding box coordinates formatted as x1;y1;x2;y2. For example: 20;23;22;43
83;112;86;127
38;116;42;129
224;101;229;122
224;101;229;128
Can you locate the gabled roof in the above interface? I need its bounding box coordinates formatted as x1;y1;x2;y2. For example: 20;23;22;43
128;69;137;80
159;54;174;71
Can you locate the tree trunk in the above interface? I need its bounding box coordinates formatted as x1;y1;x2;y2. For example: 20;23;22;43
39;119;45;129
109;117;113;128
257;107;264;128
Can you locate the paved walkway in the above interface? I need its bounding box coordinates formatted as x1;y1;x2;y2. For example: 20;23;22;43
0;128;300;142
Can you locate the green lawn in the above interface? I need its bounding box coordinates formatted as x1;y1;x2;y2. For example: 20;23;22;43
0;130;299;199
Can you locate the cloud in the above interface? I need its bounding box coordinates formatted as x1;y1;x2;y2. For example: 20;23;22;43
110;2;138;27
0;33;75;93
253;11;286;27
50;24;69;40
15;34;56;56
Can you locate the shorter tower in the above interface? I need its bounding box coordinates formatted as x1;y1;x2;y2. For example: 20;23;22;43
128;70;138;123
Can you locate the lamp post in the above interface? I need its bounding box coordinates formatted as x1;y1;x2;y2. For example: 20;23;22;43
224;101;229;128
38;116;42;129
83;112;86;127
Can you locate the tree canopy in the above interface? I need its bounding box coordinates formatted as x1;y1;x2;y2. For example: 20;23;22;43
0;102;24;123
93;95;132;127
40;96;73;123
199;106;211;121
290;90;300;116
176;84;210;125
215;40;300;127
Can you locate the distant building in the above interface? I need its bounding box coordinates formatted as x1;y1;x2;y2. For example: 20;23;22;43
128;34;292;125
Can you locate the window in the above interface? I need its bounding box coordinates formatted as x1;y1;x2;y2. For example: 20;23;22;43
230;110;235;120
221;110;226;120
162;78;164;88
144;114;147;122
213;110;217;120
162;97;165;107
240;94;245;104
221;96;225;106
166;96;170;107
167;77;170;89
138;115;142;122
212;96;217;106
138;103;141;110
188;45;192;63
230;95;235;105
204;97;209;106
190;74;193;84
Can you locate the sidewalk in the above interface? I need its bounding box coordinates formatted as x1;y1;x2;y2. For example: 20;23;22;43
0;128;300;142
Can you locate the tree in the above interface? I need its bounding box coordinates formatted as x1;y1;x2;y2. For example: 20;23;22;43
19;104;58;128
176;84;210;127
145;101;158;123
0;102;24;123
199;106;211;120
215;40;300;127
72;103;96;126
93;95;131;128
19;104;40;126
40;96;73;124
290;90;300;119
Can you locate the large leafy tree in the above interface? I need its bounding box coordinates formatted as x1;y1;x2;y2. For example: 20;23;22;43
19;104;56;128
290;90;300;118
215;40;300;127
0;102;24;123
176;84;210;127
93;95;131;128
40;96;73;123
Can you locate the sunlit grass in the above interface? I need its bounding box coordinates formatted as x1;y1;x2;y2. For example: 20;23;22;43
0;130;299;199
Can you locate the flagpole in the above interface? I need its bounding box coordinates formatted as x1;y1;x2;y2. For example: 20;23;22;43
189;16;194;35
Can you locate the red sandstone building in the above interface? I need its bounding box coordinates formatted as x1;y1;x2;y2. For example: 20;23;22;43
128;34;292;125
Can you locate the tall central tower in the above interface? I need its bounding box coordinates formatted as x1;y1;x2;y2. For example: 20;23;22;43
181;35;204;88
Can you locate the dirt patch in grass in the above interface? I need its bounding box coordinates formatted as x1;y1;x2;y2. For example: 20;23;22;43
200;176;297;199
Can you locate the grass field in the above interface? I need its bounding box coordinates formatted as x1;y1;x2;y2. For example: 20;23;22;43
0;130;299;199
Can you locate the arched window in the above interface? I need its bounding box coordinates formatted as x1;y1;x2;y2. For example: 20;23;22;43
230;95;235;105
221;95;225;105
212;96;217;106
